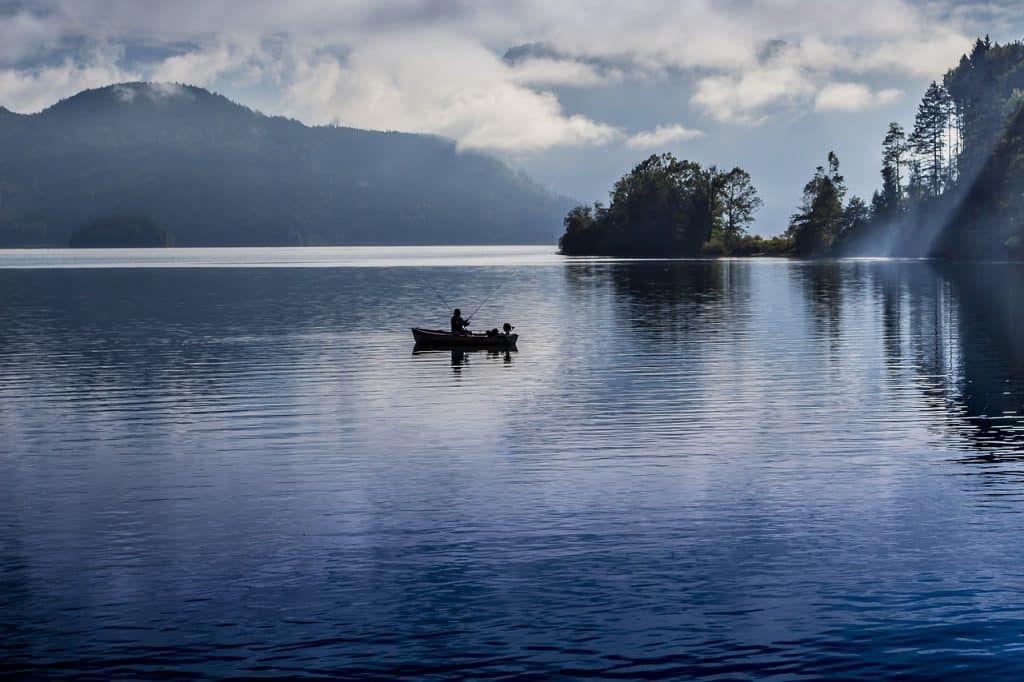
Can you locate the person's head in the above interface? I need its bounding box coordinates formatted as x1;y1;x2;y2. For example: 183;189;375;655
454;308;461;316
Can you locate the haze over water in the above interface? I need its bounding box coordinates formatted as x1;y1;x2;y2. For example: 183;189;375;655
4;246;1024;679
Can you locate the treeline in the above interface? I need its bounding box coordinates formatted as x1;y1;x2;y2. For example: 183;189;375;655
68;216;173;248
835;36;1024;258
559;154;786;256
562;36;1024;260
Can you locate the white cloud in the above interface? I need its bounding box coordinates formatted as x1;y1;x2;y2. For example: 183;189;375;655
508;57;615;87
151;45;244;87
0;0;988;137
815;83;902;111
111;82;193;103
281;35;621;152
111;83;136;102
627;124;703;150
692;66;817;124
0;45;137;113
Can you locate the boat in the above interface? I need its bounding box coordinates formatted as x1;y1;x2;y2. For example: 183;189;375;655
411;328;518;349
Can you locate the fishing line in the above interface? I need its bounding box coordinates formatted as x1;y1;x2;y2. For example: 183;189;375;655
425;281;452;311
466;283;501;322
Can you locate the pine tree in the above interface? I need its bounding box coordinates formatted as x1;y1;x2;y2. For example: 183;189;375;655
910;82;950;196
881;122;908;197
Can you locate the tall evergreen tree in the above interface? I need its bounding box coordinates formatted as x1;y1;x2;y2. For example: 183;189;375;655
910;81;950;196
848;35;1024;258
882;122;908;195
841;196;870;235
874;164;902;219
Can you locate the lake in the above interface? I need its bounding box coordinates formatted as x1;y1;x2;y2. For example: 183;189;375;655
3;246;1024;679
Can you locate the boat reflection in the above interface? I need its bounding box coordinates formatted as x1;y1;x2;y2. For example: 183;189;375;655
412;345;515;368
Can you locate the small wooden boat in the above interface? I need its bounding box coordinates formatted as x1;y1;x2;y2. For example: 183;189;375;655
411;328;518;349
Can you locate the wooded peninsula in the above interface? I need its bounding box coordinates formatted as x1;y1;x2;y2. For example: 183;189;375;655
560;36;1024;260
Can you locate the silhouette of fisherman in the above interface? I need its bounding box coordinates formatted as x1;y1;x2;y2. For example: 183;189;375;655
450;308;470;334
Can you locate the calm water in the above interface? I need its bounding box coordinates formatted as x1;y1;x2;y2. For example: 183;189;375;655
4;247;1024;679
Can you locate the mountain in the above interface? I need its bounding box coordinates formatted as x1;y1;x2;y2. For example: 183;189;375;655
0;83;574;247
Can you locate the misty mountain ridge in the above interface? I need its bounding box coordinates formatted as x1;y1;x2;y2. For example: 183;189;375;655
0;82;574;247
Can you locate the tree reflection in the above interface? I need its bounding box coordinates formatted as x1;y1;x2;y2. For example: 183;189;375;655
788;261;846;359
564;260;743;342
938;264;1024;460
792;260;1024;458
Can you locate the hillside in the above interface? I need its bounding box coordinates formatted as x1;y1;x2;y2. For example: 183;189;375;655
0;83;573;247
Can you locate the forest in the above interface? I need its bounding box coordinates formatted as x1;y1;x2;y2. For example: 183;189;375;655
68;217;173;248
829;36;1024;259
562;36;1024;260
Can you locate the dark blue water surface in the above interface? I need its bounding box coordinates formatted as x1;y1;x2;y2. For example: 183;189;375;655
4;247;1024;679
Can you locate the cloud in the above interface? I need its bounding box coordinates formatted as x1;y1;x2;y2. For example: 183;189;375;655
150;45;248;87
3;2;980;78
111;83;136;102
0;0;988;138
688;33;922;122
0;10;62;63
281;35;621;152
0;45;137;113
815;83;902;111
508;57;616;87
111;82;193;103
692;66;817;124
627;124;703;150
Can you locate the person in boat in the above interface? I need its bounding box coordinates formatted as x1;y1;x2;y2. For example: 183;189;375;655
450;308;470;335
487;322;515;337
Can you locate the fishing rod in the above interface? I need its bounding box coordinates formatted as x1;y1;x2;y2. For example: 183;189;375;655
425;279;499;323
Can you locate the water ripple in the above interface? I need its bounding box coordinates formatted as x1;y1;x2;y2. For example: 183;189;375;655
3;253;1024;678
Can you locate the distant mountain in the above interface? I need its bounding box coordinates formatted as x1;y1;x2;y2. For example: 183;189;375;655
0;83;574;247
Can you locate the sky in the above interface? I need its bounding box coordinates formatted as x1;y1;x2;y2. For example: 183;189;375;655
2;0;1024;234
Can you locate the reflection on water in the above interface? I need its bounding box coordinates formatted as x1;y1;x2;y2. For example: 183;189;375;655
4;250;1024;678
412;347;514;370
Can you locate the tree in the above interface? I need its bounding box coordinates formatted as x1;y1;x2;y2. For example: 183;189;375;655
881;122;907;199
841;196;870;235
558;153;762;256
603;153;704;253
558;204;597;253
788;151;846;256
857;35;1024;258
875;164;902;219
834;195;872;253
717;167;763;244
910;81;950;196
676;160;724;252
